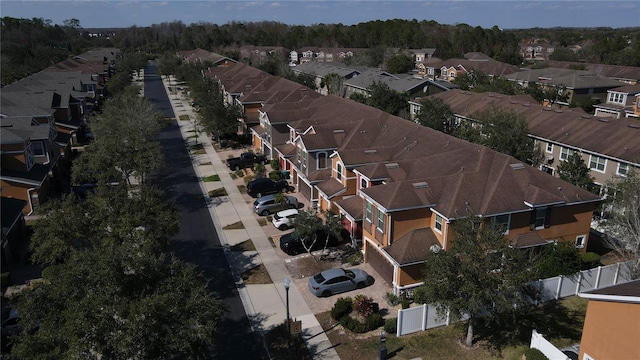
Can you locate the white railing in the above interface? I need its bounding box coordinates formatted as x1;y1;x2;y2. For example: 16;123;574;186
396;261;633;336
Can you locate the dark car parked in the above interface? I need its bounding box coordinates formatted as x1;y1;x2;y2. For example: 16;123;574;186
279;229;345;255
246;178;291;198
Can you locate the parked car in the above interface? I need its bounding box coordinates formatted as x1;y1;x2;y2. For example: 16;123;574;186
246;178;290;198
253;194;299;216
279;229;344;255
226;152;268;171
272;208;299;230
308;268;372;297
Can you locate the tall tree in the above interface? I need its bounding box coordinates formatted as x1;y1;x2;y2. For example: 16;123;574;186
416;97;457;134
385;53;414;74
556;152;595;192
364;81;409;117
472;106;541;165
603;170;640;278
321;72;344;96
419;216;538;347
292;210;344;260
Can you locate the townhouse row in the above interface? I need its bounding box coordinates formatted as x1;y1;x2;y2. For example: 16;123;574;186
1;48;119;267
196;53;602;295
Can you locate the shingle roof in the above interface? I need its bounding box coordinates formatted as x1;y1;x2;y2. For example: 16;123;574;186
385;227;440;265
580;279;640;303
504;68;623;89
431;90;640;165
545;61;640;82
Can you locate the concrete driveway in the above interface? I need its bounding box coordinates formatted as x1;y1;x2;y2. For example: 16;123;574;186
220;146;400;319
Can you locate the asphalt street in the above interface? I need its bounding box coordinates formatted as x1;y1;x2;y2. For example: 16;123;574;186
144;61;268;360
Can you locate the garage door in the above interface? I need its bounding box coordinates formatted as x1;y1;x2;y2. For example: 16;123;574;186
366;244;394;285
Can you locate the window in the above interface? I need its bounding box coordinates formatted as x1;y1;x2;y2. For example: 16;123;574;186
493;214;510;234
608;92;624;104
560;147;574;161
575;235;586;249
360;177;368;189
318;152;327;169
336;163;343;181
589;155;606;173
301;149;307;172
365;201;372;223
534;208;547;229
32;141;45;156
434;214;443;233
617;163;629;176
376;209;385;231
545;143;553;153
541;165;554;175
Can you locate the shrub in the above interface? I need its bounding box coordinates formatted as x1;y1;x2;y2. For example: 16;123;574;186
244;175;254;186
523;347;549;360
208;188;227;197
331;297;352;321
353;294;378;318
235;169;245;178
384;318;397;334
400;293;411;309
385;292;400;306
270;159;280;171
340;315;366;333
413;286;428;304
269;170;282;181
346;251;363;266
364;313;384;331
581;252;601;269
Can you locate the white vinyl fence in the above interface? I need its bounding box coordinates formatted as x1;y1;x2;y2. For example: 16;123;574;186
396;261;633;336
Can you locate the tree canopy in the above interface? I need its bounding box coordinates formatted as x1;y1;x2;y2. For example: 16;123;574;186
417;216;539;347
415;97;457;134
351;81;409;117
556;152;595;192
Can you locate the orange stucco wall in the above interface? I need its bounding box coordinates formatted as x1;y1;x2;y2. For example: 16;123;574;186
391;208;433;242
398;264;424;286
579;300;640;360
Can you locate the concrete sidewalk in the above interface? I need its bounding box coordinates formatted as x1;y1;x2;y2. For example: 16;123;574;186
163;76;340;360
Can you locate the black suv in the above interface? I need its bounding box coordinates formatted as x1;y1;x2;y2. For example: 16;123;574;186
279;230;345;256
246;178;290;198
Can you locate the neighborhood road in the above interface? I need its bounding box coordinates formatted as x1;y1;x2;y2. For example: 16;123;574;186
144;61;268;360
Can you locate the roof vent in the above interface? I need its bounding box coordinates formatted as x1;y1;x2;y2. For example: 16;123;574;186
598;118;610;123
510;163;525;170
628;123;640;129
510;100;519;104
554;110;563;113
364;149;377;154
333;129;345;133
385;163;399;169
522;103;531;107
413;181;429;189
542;107;552;111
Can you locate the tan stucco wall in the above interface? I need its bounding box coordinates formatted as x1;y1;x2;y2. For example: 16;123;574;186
579;300;640;360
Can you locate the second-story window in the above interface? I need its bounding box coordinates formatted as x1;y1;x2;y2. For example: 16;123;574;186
434;214;443;233
32;141;45;156
589;155;606;173
493;214;510;234
301;149;307;172
608;92;624;104
617;163;629;176
318;152;327;169
365;201;372;223
376;208;385;232
546;143;553;153
336;163;343;181
560;147;574;161
360;177;368;189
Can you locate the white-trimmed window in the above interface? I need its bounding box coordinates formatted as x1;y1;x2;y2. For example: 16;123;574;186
360;177;368;189
545;143;553;153
541;164;554;175
575;235;586;249
376;209;385;232
617;163;629;176
589;154;606;173
365;201;372;223
434;214;443;233
560;147;574;161
336;163;343;181
25;147;34;171
608;92;624;104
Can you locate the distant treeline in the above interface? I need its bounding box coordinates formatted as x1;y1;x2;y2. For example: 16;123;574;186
2;16;639;85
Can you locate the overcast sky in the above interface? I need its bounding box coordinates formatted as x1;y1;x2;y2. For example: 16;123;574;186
1;1;638;29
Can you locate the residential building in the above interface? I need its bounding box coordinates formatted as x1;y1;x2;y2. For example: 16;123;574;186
578;280;640;360
424;58;520;82
291;62;360;96
593;84;640;119
545;60;640;85
1;197;28;268
429;90;640;191
205;54;604;295
504;68;624;107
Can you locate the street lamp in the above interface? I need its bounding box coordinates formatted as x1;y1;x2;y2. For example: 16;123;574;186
283;278;291;348
378;329;387;360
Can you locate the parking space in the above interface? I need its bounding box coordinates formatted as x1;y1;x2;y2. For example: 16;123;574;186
216;145;398;317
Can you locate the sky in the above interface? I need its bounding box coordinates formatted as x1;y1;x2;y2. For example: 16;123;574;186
1;1;639;30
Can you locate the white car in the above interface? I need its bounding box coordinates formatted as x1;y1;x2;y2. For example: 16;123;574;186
272;209;299;230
